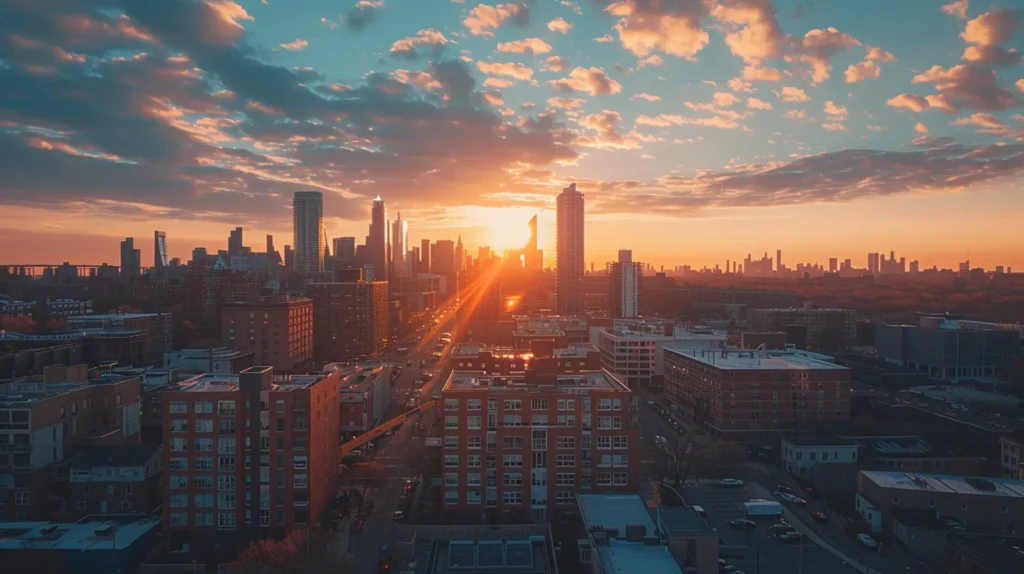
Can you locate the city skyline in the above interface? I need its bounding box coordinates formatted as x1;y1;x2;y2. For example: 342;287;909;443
1;1;1024;269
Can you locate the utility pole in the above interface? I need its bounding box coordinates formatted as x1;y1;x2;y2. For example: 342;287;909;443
798;531;804;574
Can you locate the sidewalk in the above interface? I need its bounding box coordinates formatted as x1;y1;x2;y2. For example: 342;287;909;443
749;482;880;574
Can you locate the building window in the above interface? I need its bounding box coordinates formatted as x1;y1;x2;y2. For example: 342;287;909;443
169;457;188;471
556;491;575;505
170;401;188;414
445;473;459;487
613;436;628;449
503;491;522;504
169;494;188;508
218;494;236;509
597;436;612;450
556;454;576;467
467;454;481;467
444;490;459;505
467;416;482;430
556;436;575;449
557;415;576;426
445;416;458;429
503;400;522;411
195;401;213;414
467;436;482;450
171;419;188;432
276;400;285;413
195;419;213;433
503;454;523;467
195;457;213;471
194;476;213;489
598;399;612;411
531;399;549;410
294;474;308;489
488;398;498;411
218;512;236;529
218;475;235;491
195;493;213;508
170;513;188;526
445;399;459;411
445;455;459;468
467;473;482;486
597;473;612;486
218;437;236;454
613;473;627;486
217;401;236;416
504;473;523;486
467;399;481;411
892;496;900;505
219;456;235;472
294;456;308;470
467;491;482;505
556;473;575;486
445;435;458;449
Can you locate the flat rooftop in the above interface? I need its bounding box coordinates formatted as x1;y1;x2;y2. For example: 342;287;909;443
450;344;594;359
444;370;629;393
861;471;1024;498
596;542;682;574
0;519;159;551
166;347;252;360
176;371;327;392
68;313;163;321
782;435;860;447
657;506;714;536
430;539;551;574
0;375;139;405
64;445;159;470
338;365;387;392
665;348;848;371
578;494;657;537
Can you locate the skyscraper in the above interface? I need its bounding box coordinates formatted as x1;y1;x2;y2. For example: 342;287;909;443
120;237;141;279
293;191;324;274
391;213;409;279
154;231;169;281
432;240;455;274
421;239;431;273
228;226;243;255
556;183;585;315
608;249;641;318
523;214;544;272
333;237;356;264
455;235;464;273
368;196;388;281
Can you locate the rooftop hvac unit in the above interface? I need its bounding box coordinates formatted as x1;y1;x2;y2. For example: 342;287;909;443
643;536;660;546
624;524;646;542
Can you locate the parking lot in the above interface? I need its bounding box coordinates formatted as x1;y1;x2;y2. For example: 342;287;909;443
678;482;861;574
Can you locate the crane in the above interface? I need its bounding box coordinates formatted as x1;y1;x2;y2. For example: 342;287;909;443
338;399;440;458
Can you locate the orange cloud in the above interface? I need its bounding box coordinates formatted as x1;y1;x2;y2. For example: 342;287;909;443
542;56;570;72
777;86;811;102
824;100;848;120
548;97;585;109
632;93;661;102
547;17;572;34
605;0;709;59
711;0;785;63
951;112;1006;129
496;38;552;55
279;38;308;51
746;97;773;110
886;93;930;112
477;61;534;80
550;66;621;96
915;122;929;133
576;110;641;149
941;0;968;19
788;27;861;84
463;3;529;36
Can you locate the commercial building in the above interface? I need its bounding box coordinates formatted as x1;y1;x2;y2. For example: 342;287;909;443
67;313;173;364
999;434;1024;479
0;370;141;521
876;320;1019;380
293;191;325;275
328;363;392;440
0;297;93;319
513;316;589;351
664;348;851;439
368;196;388;281
120;237;140;279
221;297;314;373
781;435;860;477
448;344;601;375
55;444;162;518
163;347;254;374
607;250;641;318
440;367;639;522
594;320;727;389
391;274;442;313
0;517;161;574
855;470;1024;536
391;213;409;279
747;307;857;352
556;184;585;316
308;274;388;365
160;367;340;562
576;494;698;574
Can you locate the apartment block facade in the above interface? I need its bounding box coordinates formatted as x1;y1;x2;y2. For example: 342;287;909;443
440;368;639;522
308;280;388;365
221;297;314;373
664;348;851;440
160;367;340;562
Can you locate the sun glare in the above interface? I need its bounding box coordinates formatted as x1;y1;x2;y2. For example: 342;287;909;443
472;206;539;251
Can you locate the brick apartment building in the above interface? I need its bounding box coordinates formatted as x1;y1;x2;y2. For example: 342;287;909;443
308;278;388;365
746;307;857;352
221;297;314;373
161;367;340;562
331;364;392;441
67;312;173;363
440;367;639;522
0;367;141;520
664;348;851;440
56;444;162;519
855;470;1024;536
447;344;601;375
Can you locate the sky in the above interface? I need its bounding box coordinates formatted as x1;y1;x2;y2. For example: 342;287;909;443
1;0;1024;271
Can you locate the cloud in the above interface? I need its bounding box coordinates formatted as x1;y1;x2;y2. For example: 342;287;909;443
594;34;614;43
741;64;784;81
496;38;553;55
746;97;773;110
636;114;683;127
463;2;530;37
711;0;786;64
824;100;848;121
548;97;585;109
951;112;1006;129
777;86;811;102
887;93;930;112
392;69;443;90
632;93;661;102
1019;79;1024;93
547;17;572;34
713;92;739;107
912;136;955;147
962;45;1021;66
575;110;641;149
542;56;571;72
912;64;1022;111
482;91;505;106
604;0;710;59
279;38;308;51
636;113;739;130
476;61;534;80
389;28;449;60
961;9;1021;46
788;27;861;84
550;67;622;96
583;141;1024;215
941;0;968;19
822;122;845;131
343;0;384;32
483;77;515;88
915;122;929;133
783;109;807;120
844;60;880;83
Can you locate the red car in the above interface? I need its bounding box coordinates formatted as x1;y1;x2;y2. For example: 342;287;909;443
351;519;365;533
811;512;829;523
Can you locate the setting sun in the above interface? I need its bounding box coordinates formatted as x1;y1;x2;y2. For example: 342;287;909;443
471;207;539;251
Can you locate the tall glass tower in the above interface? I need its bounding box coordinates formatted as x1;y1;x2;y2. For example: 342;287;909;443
293;191;324;274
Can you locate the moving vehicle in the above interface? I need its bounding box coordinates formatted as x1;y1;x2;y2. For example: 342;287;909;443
811;511;829;523
351;519;364;533
769;524;796;537
719;478;744;487
377;545;392;573
779;532;804;544
728;519;756;530
392;510;406;521
857;533;878;548
775;491;807;506
744;500;783;517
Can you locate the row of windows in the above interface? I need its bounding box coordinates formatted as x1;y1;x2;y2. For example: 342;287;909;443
443;435;580;450
168;398;310;415
169;436;309;453
168;473;307;489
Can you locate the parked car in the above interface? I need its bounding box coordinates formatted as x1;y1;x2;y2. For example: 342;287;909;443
857;533;878;548
769;524;796;537
729;519;757;530
779;532;804;544
718;559;736;573
811;511;829;523
393;510;406;521
719;478;745;487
